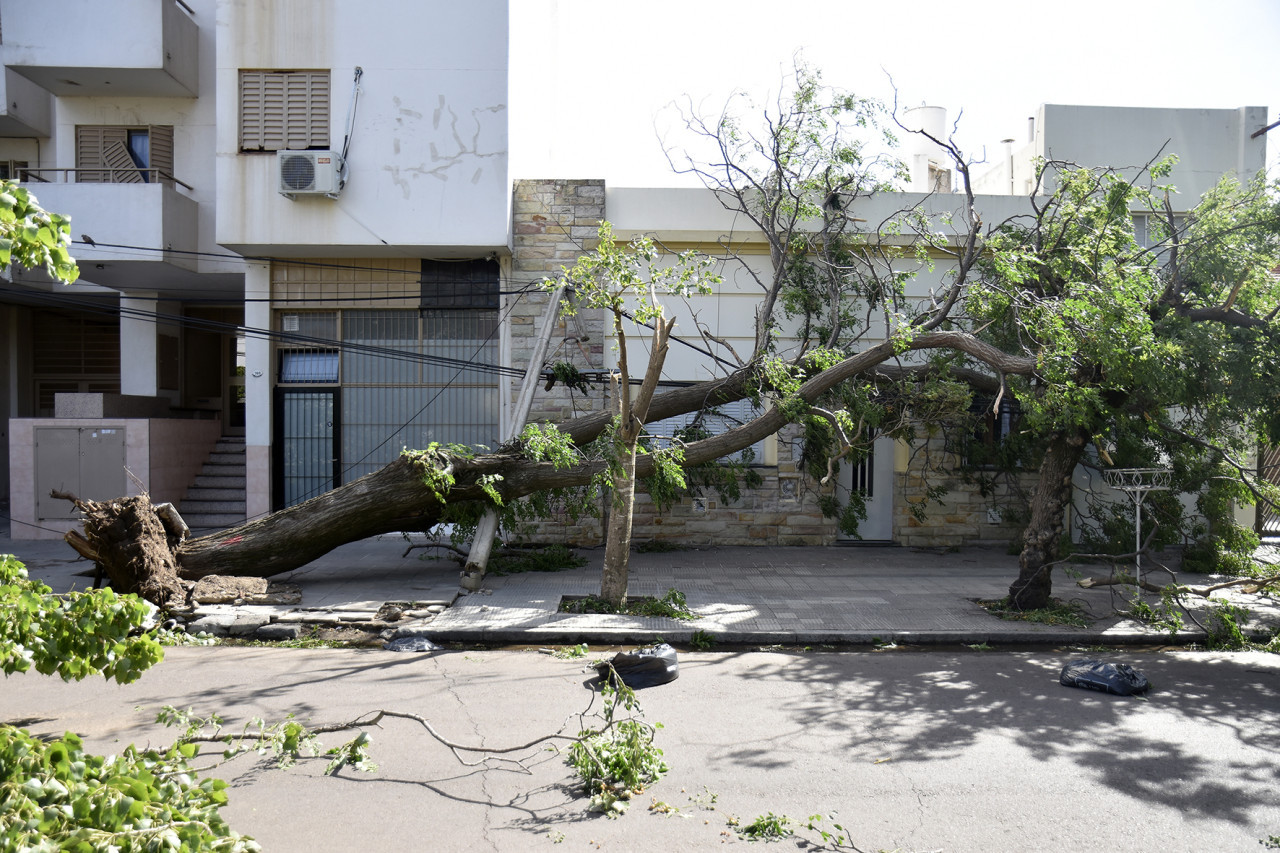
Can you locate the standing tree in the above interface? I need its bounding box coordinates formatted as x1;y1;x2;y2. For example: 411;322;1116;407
925;147;1280;609
556;222;719;608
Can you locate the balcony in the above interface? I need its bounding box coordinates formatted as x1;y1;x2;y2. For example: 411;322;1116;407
0;69;51;137
19;169;202;293
0;0;198;97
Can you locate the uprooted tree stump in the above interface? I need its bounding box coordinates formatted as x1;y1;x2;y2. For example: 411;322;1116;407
55;490;189;608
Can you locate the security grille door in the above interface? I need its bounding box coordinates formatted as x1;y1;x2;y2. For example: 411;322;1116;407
276;389;339;509
1260;444;1280;537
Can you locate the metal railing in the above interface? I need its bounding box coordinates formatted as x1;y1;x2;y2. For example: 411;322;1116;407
20;168;195;192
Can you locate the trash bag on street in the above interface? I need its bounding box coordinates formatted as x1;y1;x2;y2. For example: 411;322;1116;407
1059;658;1149;696
596;643;679;689
383;636;440;653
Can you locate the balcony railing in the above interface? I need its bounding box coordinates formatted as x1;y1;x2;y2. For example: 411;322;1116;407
21;168;194;193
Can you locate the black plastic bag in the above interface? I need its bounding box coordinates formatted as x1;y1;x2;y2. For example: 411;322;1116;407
596;643;679;689
1059;658;1150;696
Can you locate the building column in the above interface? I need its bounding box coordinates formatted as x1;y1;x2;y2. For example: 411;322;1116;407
244;262;272;519
119;293;159;397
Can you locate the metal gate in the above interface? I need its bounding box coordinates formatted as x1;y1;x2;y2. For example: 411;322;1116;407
1259;444;1280;537
274;389;340;509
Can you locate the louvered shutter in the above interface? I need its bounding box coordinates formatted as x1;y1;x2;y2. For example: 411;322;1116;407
148;125;174;182
102;141;144;183
241;70;328;151
76;126;128;183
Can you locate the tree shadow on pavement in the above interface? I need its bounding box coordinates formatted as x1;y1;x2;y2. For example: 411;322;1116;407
664;650;1280;825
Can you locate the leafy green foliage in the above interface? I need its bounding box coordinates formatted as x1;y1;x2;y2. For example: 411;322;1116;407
518;422;580;469
401;443;458;500
1130;595;1184;636
0;726;259;852
556;221;719;327
804;813;856;848
689;629;715;651
978;596;1092;628
560;588;699;621
1204;601;1251;651
1;554;163;684
0;180;79;283
567;678;667;816
487;544;586;576
550;643;590;660
736;811;795;841
156;706;377;777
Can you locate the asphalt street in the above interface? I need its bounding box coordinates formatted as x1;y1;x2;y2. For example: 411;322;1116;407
4;646;1279;852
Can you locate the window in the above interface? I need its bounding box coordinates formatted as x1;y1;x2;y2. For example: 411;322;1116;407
75;126;173;183
279;350;339;383
965;396;1022;468
645;399;767;465
0;160;28;181
240;70;330;152
420;258;501;310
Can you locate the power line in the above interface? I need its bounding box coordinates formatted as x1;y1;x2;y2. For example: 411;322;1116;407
5;285;529;379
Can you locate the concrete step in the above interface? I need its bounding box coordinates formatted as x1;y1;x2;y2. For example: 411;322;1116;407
181;499;246;514
180;435;249;532
193;474;247;489
184;515;247;531
183;487;245;501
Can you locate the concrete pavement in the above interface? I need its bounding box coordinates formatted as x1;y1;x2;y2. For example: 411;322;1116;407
4;525;1279;647
4;646;1279;852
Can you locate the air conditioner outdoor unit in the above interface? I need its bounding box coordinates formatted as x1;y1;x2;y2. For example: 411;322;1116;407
277;150;342;198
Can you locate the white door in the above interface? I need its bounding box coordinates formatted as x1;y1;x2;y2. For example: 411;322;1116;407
837;435;895;541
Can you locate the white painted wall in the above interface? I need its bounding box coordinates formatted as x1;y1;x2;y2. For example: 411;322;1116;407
215;0;510;255
974;104;1269;206
605;186;1028;382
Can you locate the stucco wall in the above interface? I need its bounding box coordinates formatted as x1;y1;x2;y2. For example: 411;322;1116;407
215;0;510;255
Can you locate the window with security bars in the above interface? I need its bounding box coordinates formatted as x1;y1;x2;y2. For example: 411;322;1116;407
32;311;120;415
643;399;767;465
240;70;330;152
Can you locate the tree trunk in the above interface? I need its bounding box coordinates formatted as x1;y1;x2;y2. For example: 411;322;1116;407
600;444;638;608
1007;428;1090;610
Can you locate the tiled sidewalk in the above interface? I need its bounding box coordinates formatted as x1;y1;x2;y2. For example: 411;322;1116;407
5;527;1278;646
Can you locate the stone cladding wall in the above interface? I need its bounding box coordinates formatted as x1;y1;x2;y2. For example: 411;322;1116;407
507;179;607;544
895;434;1034;549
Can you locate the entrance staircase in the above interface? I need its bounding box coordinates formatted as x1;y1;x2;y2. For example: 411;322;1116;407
179;436;247;532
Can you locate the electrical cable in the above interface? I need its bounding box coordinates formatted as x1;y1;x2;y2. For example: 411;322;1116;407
264;280;530;509
1;513;81;537
4;285;529;379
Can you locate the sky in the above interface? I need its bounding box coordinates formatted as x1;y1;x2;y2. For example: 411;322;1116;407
510;0;1280;187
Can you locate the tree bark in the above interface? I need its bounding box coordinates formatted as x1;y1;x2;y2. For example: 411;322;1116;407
599;444;637;608
1007;427;1090;610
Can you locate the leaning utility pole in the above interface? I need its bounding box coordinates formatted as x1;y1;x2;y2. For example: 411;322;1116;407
460;286;565;590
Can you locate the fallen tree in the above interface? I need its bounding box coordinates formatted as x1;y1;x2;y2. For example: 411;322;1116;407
61;328;1036;602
